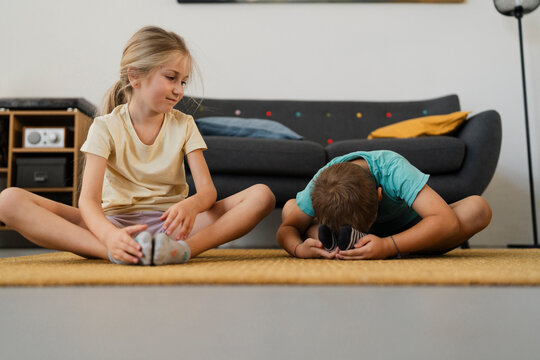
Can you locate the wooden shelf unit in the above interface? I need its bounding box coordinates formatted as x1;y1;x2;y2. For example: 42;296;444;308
0;109;92;218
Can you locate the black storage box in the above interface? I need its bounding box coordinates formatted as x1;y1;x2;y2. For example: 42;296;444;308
16;157;67;188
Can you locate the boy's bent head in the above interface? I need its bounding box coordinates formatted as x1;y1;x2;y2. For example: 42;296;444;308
312;162;378;234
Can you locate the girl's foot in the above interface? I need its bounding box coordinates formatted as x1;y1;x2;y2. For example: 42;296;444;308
153;233;191;265
108;231;153;265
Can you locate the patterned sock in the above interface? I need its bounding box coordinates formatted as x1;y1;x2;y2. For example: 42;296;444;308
108;231;153;265
153;233;191;265
318;224;337;251
337;225;367;251
135;231;153;266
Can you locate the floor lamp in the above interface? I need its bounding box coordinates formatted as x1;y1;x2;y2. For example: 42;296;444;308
494;0;540;247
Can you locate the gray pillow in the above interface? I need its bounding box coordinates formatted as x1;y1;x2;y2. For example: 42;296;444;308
195;117;303;140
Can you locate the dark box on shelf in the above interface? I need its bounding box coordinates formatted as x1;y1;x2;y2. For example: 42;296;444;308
15;157;67;188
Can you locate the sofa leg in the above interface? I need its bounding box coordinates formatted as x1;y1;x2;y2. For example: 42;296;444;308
460;240;470;249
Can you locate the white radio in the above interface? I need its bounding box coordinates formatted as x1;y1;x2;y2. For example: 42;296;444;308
23;127;66;148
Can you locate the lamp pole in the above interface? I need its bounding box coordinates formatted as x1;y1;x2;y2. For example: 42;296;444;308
509;6;539;248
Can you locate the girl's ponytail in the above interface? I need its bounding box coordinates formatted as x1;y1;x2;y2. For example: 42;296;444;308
100;80;128;116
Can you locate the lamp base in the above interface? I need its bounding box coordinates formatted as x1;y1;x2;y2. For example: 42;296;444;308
508;244;540;248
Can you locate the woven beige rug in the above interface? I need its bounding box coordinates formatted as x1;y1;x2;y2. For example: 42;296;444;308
1;249;540;286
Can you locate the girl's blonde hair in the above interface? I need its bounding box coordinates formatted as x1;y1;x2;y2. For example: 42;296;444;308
101;26;193;116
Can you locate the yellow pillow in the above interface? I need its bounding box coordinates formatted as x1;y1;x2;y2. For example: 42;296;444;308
367;111;471;139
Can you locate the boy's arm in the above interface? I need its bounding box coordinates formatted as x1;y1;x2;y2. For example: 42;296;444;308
338;185;459;260
277;200;335;258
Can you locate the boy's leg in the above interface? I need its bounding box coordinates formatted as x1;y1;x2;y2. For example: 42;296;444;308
449;195;492;242
415;195;492;254
0;187;107;259
184;184;275;257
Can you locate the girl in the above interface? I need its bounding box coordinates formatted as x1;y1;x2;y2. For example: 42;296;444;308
0;26;275;265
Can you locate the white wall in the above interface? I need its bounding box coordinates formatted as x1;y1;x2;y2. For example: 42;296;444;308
1;0;539;247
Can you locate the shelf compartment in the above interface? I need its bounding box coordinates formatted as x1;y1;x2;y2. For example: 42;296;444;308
11;148;76;153
11;153;74;188
0;115;9;168
22;187;74;192
10;113;75;148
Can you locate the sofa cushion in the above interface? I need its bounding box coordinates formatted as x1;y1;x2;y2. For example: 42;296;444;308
187;174;312;207
196;117;303;140
325;136;465;174
367;111;470;139
198;136;326;177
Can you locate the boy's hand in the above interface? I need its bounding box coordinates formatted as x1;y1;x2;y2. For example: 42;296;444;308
105;224;147;264
336;234;395;260
160;201;198;240
295;238;338;259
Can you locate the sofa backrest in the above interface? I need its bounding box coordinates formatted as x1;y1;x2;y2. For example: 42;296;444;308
175;94;461;146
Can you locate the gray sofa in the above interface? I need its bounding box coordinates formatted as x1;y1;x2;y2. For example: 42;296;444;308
176;94;502;207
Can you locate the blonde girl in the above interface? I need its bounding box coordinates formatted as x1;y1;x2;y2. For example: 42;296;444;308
0;26;275;265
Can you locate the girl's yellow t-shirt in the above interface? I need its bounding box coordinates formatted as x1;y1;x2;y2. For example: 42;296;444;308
80;104;207;214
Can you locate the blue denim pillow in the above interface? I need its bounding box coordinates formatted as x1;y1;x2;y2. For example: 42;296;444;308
195;117;303;140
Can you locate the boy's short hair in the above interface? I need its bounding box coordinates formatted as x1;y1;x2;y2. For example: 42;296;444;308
311;162;378;234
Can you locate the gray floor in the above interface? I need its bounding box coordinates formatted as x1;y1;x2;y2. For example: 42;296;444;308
1;249;540;360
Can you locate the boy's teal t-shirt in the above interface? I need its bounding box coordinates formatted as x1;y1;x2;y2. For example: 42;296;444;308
296;150;429;236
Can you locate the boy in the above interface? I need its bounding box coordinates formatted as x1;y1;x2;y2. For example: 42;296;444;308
276;150;492;260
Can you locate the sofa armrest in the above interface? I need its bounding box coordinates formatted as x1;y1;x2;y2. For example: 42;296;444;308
451;110;502;196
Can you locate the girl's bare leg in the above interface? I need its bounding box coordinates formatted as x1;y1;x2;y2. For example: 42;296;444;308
186;184;275;257
0;187;107;259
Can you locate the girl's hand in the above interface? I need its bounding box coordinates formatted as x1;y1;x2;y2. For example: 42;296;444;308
160;201;197;240
336;234;396;260
105;224;147;264
295;238;338;259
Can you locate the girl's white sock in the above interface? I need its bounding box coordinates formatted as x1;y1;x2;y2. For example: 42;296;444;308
153;233;191;265
108;231;153;265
